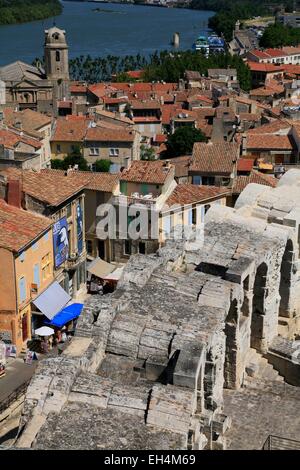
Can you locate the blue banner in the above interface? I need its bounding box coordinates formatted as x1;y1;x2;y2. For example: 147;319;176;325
77;203;83;254
53;217;69;268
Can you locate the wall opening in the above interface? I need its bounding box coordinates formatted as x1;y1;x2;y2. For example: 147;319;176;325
251;262;268;350
279;239;294;318
224;299;238;388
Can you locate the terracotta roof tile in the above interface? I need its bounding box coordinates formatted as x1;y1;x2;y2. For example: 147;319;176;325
166;184;229;206
3;108;52;133
130;99;161;110
233;170;278;194
85;127;135;142
190;142;240;175
237;158;254;172
246;134;295;150
247;120;291;135
247;61;284;72
0;199;51;252
51;117;88;142
0;168;119;206
0;128;41;150
120;160;173;184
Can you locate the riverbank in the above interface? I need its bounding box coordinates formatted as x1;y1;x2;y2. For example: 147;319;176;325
0;0;62;26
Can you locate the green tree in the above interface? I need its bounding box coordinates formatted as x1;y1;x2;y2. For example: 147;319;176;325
260;23;300;48
0;1;62;25
140;145;156;161
93;159;112;172
164;127;207;158
51;146;89;171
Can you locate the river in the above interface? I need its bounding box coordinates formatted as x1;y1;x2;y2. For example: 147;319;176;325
0;1;214;66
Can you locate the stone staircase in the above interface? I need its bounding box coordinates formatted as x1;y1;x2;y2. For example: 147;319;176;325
243;348;284;387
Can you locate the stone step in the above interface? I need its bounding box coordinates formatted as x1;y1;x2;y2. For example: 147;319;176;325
245;348;284;383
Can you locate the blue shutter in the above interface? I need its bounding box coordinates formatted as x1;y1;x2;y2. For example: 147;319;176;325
19;277;26;303
188;209;193;225
201;206;205;223
33;264;40;288
193;175;202;185
164;216;171;235
141;183;148;196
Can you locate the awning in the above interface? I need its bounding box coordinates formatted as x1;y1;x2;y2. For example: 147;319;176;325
32;281;71;320
46;303;84;329
103;266;125;282
87;257;115;278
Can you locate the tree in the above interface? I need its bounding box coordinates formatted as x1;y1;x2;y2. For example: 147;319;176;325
260;23;300;48
164;127;207;158
51;146;89;171
140;145;156;161
93;159;111;172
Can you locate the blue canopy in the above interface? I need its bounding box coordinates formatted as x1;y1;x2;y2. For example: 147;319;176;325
45;303;84;328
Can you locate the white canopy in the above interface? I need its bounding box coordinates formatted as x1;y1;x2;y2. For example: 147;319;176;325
35;326;54;337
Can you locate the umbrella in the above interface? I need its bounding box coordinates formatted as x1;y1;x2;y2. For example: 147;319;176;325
35;326;54;337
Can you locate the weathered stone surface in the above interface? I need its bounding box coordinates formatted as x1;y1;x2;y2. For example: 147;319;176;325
16;170;300;450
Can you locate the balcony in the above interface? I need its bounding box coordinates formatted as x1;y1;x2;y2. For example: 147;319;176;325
112;194;158;208
66;251;85;270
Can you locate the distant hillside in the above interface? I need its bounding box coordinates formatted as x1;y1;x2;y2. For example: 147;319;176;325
0;0;62;25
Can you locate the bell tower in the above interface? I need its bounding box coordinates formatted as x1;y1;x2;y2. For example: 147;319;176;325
44;26;69;81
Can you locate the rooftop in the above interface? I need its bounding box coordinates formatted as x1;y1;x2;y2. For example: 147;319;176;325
246;134;295;150
120;160;173;185
190;142;240;175
0;198;51;252
232;170;278;194
166;184;229;206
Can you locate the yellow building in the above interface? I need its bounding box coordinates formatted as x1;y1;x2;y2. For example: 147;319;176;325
0;197;53;354
50;116;86;159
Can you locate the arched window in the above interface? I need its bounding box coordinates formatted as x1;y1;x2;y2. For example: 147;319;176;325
56;50;60;62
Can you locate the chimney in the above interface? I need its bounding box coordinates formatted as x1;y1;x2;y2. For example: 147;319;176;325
7;179;22;208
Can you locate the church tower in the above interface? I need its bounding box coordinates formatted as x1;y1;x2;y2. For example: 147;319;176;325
44;26;69;81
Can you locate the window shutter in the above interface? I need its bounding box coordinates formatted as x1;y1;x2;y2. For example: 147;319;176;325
19;277;26;303
33;264;40;288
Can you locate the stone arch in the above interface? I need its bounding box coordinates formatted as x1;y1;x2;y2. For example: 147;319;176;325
251;262;268;350
224;298;238;389
279;239;294;318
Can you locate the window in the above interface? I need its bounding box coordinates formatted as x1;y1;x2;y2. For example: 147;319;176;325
66;204;72;218
33;263;40;288
202;176;215;185
42;253;51;281
188;209;193;226
56;50;60;62
120;181;127;195
124;240;132;256
204;204;211;214
19;277;26;303
139;242;146;255
57;144;61;153
109;148;119;157
192;175;202;185
192;207;197;225
89;147;99;156
87;240;93;256
163;215;171;235
110;163;121;173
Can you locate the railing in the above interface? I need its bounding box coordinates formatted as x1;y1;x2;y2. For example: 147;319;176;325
112;195;157;208
0;380;31;416
262;435;300;450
